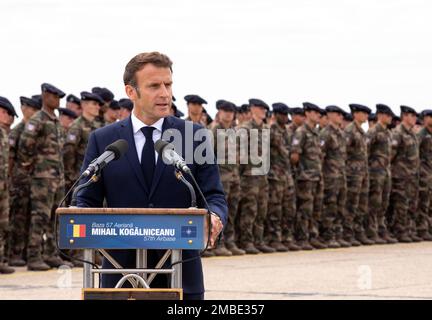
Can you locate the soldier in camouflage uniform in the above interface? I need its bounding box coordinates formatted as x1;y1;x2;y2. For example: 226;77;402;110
290;102;327;250
265;103;300;252
66;94;82;117
236;104;252;127
8;97;41;266
343;104;374;245
389;106;422;242
286;108;305;143
184;94;206;124
238;99;274;254
365;104;398;244
319;105;351;248
0;97;16;274
416;109;432;240
92;87;114;129
211;100;245;256
19;83;73;271
58;108;77;130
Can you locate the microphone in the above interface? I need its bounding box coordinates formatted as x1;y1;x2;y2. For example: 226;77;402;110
155;140;191;174
83;139;129;177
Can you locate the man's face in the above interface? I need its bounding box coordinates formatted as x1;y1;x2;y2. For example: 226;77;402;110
188;103;203;118
292;114;304;126
250;105;266;121
275;113;288;126
354;111;368;123
219;110;234;124
306;110;320;124
21;105;38;120
126;64;172;123
42;92;60;110
403;113;417;127
105;108;119;122
328;112;342;126
424;115;432;128
119;108;131;120
319;115;328;127
59;115;74;129
66;102;82;116
378;113;392;126
82;100;101;118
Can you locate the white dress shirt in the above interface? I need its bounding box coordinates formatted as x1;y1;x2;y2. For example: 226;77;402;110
131;112;164;164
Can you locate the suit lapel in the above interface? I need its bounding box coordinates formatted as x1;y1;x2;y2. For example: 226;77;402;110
116;116;149;194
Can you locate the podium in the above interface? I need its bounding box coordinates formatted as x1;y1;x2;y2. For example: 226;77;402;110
56;207;208;300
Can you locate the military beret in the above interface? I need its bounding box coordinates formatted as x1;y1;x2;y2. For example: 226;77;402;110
20;96;41;110
80;91;105;105
184;94;207;105
368;113;377;122
109;100;120;110
66;94;81;105
249;98;269;110
376;104;395;116
349;104;371;114
0;96;17;117
343;111;353;121
303;102;321;113
118;98;133;111
31;95;42;108
400;105;417;116
237;104;250;113
325;105;345;115
319;108;327;116
289;107;305;116
416;118;423;125
266;110;273;117
393;115;401;122
272;103;290;115
58;108;77;119
171;103;185;118
172;96;176;102
421;109;432;118
217;100;236;112
92;87;114;102
41;83;65;98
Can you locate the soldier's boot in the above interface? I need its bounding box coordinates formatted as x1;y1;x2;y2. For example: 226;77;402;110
417;230;432;241
8;256;27;267
243;243;261;255
282;241;302;251
255;243;277;254
355;233;375;245
410;234;423;242
44;256;74;268
347;237;362;247
269;241;288;252
326;239;341;249
396;233;412;243
27;259;51;271
0;263;15;274
213;244;233;257
309;238;328;249
201;249;215;258
225;243;245;256
380;232;398;244
297;240;314;251
369;234;387;245
336;238;352;248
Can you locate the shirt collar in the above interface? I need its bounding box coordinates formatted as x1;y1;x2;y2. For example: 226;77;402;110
131;112;164;135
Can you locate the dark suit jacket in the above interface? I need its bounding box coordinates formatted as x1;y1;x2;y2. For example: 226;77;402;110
76;115;228;295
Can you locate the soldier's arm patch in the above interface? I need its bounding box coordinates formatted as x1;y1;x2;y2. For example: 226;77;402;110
67;134;77;142
26;123;36;132
9;138;15;146
320;140;325;146
292;138;300;145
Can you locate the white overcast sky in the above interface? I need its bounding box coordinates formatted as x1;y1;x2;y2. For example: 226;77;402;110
1;0;431;120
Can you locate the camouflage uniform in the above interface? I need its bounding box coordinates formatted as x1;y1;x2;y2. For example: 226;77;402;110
319;124;347;242
265;122;296;246
211;124;241;249
417;127;432;237
8;121;31;261
291;123;323;242
237;119;270;249
0;126;9;264
18;110;66;264
366;122;393;239
343;122;369;241
389;124;420;239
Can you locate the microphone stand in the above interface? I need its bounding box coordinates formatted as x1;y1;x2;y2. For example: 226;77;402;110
70;173;101;206
174;169;197;208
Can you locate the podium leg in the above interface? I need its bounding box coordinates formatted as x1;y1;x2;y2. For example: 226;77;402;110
171;250;182;288
136;249;147;285
83;249;94;288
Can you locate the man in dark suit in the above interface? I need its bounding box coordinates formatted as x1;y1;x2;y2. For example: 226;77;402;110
77;52;227;300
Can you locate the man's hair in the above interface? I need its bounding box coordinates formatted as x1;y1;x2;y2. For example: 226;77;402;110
123;52;173;87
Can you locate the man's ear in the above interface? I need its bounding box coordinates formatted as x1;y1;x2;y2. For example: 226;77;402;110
125;85;137;100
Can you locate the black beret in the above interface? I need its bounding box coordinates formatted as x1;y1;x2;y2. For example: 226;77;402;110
289;107;304;116
109;100;120;110
376;104;395;116
238;104;250;113
0;96;17;117
66;94;81;105
325;105;345;115
20;96;41;110
171;103;185;118
421;109;432;118
249;98;269;110
41;83;65;98
319;108;327;116
172;96;176;102
393;115;401;122
343;111;353;121
217;100;236;112
31;95;42;108
184;94;207;105
303;102;321;113
80;91;105;105
92;87;114;102
272;103;289;115
400;105;417;116
118;98;133;111
58;108;77;119
368;113;377;122
349;104;372;115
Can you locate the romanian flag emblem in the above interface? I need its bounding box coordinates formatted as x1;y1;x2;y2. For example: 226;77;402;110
67;224;86;238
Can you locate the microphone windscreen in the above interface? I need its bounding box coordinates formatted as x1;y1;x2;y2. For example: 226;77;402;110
155;139;170;154
105;139;129;160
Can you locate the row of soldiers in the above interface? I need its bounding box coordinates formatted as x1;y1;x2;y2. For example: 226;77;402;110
198;97;432;257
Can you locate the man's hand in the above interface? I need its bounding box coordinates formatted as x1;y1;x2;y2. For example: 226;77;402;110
209;213;224;248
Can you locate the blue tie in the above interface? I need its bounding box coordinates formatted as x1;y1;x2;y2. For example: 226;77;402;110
140;127;156;189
